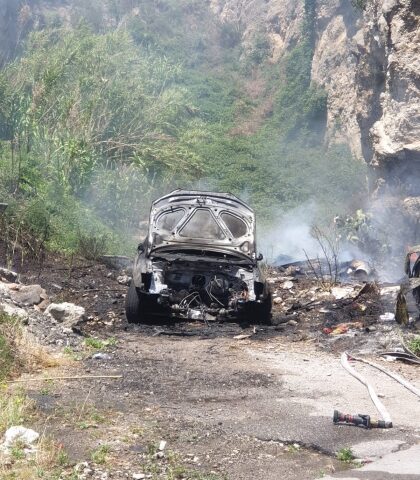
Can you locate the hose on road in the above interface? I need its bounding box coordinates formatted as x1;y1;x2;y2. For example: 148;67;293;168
340;352;393;426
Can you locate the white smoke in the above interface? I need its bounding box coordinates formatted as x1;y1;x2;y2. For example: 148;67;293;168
259;203;324;265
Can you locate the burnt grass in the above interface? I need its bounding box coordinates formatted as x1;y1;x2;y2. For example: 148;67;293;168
9;247;388;351
2;248;402;479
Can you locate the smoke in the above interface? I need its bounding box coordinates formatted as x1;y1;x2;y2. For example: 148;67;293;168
259;203;322;264
259;201;369;265
364;191;420;282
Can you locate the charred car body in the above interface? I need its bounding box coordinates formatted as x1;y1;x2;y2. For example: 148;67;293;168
126;190;271;323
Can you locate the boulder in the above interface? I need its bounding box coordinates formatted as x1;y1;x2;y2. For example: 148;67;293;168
0;302;29;321
2;426;39;451
45;302;86;326
10;285;48;306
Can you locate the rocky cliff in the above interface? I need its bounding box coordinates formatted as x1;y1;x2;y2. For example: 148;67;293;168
2;1;419;187
212;0;420;189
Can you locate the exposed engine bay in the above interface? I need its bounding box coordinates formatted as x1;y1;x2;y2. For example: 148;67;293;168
144;259;260;321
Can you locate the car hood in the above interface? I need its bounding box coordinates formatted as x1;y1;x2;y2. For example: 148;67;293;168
147;190;256;261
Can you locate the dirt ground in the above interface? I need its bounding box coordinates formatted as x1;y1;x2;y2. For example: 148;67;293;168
5;253;420;479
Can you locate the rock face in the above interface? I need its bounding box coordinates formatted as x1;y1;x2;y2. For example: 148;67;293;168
210;0;303;60
212;0;420;184
365;1;420;188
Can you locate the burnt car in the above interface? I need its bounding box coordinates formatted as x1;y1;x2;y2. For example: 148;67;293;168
125;190;271;323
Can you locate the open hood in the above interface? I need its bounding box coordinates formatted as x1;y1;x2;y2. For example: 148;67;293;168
147;190;256;261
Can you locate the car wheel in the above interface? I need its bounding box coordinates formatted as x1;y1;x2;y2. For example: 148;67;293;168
125;281;143;323
241;294;272;325
259;293;273;325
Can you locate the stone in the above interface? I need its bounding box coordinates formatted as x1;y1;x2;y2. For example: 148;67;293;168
159;440;166;451
379;312;395;322
0;267;18;282
92;353;111;360
45;302;86;326
0;281;12;299
0;302;29;321
117;275;132;286
132;474;146;480
2;426;39;449
10;284;47;306
75;461;89;472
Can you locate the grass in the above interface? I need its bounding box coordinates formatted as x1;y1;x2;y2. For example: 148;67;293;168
140;442;227;480
63;346;84;361
77;409;106;430
0;312;59;383
336;447;355;463
84;337;117;350
0;312;74;478
10;440;26;460
287;443;301;453
0;390;71;479
408;336;420;356
90;444;110;464
0;314;21;381
0;391;35;433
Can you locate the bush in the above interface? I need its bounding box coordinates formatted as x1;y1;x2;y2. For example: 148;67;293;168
77;232;109;261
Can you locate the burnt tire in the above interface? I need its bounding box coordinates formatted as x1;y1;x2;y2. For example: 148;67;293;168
125;281;143;323
240;294;272;325
259;293;273;325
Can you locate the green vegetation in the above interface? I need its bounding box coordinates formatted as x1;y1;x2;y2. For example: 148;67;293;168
0;313;20;382
336;447;355;463
0;390;33;433
84;336;117;350
90;444;110;464
408;336;420;356
0;1;367;259
0;373;71;478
